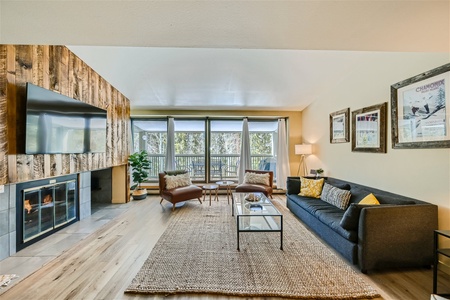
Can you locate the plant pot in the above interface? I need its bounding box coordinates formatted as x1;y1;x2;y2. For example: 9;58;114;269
132;188;148;200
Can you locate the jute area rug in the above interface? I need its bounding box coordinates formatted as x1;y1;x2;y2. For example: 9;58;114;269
126;196;380;299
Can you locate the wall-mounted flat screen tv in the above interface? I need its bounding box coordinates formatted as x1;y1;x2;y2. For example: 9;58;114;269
25;83;107;154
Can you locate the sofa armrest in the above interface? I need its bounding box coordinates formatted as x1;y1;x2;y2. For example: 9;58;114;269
286;177;301;194
358;204;438;272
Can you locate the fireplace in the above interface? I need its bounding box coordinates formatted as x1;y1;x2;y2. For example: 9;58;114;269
16;174;79;251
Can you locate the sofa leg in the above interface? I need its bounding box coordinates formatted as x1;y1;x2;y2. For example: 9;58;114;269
172;204;176;211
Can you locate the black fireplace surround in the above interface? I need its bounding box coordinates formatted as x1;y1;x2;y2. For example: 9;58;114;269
16;174;79;251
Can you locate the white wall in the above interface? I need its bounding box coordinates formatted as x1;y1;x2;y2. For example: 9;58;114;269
302;52;450;230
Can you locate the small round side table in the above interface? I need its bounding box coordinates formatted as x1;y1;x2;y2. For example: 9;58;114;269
202;184;219;206
215;181;234;204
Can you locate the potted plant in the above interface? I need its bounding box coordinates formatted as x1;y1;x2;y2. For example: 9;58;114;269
316;168;324;178
128;150;151;200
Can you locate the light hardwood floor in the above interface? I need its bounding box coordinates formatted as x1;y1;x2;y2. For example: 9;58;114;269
0;195;448;300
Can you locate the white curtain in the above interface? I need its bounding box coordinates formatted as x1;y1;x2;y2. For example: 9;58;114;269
238;118;251;184
276;118;290;190
165;117;176;171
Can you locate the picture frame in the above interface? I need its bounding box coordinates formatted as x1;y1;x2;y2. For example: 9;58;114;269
329;108;350;143
391;63;450;149
352;102;387;153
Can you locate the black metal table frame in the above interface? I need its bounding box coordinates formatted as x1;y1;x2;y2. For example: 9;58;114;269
232;193;283;251
433;230;450;296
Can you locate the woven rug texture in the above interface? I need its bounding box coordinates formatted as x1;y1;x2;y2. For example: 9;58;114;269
126;197;380;299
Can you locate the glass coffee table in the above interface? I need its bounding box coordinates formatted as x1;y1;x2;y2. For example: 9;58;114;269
232;192;283;251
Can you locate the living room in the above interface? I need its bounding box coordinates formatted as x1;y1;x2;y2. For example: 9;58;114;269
0;1;450;299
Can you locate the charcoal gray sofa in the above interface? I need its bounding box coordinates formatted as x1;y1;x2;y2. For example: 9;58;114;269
286;176;438;273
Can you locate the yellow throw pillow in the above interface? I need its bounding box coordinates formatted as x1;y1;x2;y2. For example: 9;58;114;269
359;193;380;205
299;177;325;198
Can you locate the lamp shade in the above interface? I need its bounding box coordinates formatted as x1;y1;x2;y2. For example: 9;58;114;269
295;144;312;155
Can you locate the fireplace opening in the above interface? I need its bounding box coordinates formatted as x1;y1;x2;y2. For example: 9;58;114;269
16;174;79;251
91;168;112;213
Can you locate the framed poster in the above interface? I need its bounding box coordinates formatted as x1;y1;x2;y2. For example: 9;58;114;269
352;102;387;153
330;108;350;143
391;63;450;148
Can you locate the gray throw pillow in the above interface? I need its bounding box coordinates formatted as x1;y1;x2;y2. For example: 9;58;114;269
320;182;352;210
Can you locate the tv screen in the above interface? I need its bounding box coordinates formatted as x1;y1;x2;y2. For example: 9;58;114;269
25;83;107;154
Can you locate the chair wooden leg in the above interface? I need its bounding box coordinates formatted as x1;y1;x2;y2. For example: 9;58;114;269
160;198;164;204
198;197;202;204
172;203;176;211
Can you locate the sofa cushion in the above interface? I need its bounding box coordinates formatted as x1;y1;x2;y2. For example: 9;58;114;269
359;193;380;205
299;177;324;198
287;194;357;242
332;182;351;191
290;195;333;215
165;173;192;189
340;204;375;230
162;184;202;199
312;205;358;242
244;172;270;186
320;183;352;210
376;195;416;205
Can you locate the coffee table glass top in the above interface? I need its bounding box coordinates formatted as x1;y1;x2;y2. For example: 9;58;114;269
233;193;279;215
232;192;282;231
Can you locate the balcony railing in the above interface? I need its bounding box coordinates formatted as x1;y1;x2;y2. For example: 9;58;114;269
145;154;275;182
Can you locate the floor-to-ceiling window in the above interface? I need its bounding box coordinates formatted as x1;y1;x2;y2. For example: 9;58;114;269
132;119;167;180
210;120;243;181
131;117;281;183
248;121;278;176
174;119;206;181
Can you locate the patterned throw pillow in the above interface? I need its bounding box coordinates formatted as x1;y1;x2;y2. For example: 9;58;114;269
244;172;270;186
165;173;192;189
299;177;324;198
320;183;352;210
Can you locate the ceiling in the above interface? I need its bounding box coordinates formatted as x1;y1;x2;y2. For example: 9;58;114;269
1;1;449;112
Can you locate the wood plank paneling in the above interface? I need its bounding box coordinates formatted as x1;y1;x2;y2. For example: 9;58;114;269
33;154;45;180
0;45;7;185
32;45;49;89
89;68;99;107
3;45;130;184
111;88;118;166
50;154;62;177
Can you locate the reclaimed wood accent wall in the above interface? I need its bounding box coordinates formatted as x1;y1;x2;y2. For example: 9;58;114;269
0;45;130;184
